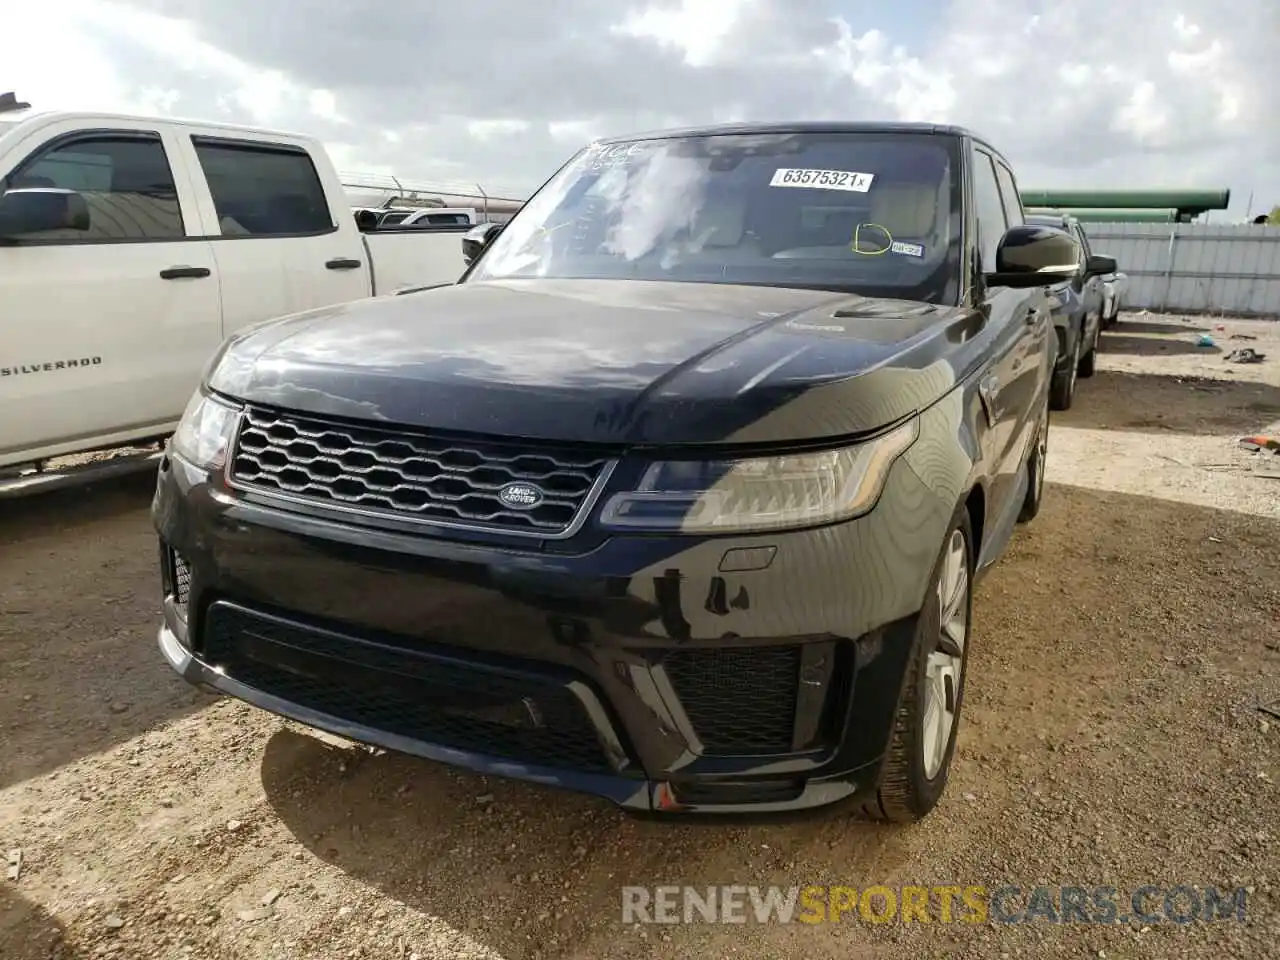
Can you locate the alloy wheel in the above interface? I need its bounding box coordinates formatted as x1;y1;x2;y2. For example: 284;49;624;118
921;528;969;780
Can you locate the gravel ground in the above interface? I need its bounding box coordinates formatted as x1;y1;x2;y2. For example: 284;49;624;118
2;311;1278;960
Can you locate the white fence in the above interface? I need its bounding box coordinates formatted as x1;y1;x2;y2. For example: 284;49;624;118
1081;222;1280;318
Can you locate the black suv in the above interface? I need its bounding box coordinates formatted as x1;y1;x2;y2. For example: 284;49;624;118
153;122;1079;821
1025;212;1115;409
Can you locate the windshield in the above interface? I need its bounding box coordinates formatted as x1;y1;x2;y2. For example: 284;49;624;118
471;131;963;303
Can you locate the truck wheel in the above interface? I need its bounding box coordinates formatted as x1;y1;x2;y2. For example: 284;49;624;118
862;506;973;823
1077;316;1099;378
1049;331;1080;411
1017;406;1048;523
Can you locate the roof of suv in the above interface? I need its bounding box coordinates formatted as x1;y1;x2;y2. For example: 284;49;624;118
595;120;1005;158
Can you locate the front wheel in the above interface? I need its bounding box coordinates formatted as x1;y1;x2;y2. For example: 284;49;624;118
1049;329;1080;411
862;508;973;823
1077;315;1099;378
1018;406;1048;523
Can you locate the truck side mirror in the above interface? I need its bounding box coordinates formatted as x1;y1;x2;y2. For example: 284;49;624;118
0;187;91;238
985;224;1081;289
462;222;503;266
1084;253;1117;277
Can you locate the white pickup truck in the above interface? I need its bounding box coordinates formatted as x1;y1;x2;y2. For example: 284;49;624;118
0;108;471;494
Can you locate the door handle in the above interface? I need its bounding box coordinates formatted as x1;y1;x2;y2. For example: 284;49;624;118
325;257;362;270
159;266;211;280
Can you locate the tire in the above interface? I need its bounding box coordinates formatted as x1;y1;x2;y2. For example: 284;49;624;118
862;506;974;823
1049;327;1080;411
1077;315;1099;378
1018;404;1048;523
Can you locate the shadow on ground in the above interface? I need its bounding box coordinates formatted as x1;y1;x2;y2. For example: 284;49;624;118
258;483;1280;960
1111;318;1209;335
1100;333;1221;358
1056;369;1280;436
0;885;78;959
0;472;207;790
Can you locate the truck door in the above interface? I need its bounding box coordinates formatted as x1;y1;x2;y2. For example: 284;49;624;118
971;147;1044;532
992;155;1052;493
1071;221;1103;344
177;132;370;336
0;124;221;463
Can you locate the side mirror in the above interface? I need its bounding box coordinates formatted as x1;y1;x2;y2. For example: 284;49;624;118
1085;253;1117;277
462;222;502;266
985;224;1081;289
0;187;91;237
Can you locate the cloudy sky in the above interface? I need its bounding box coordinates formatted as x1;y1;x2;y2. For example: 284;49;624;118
3;0;1277;217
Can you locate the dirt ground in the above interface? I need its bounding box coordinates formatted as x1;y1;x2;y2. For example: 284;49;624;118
2;312;1278;960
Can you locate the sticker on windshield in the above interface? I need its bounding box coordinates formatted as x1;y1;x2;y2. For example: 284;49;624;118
891;240;924;258
769;168;874;192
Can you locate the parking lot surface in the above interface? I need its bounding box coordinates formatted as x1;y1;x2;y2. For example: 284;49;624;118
2;313;1278;959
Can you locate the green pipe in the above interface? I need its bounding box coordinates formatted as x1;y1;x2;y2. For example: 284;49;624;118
1019;189;1230;211
1028;207;1180;223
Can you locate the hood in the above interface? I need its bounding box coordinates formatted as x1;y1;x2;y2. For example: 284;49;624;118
210;279;976;446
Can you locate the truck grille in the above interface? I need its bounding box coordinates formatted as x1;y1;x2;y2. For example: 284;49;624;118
202;602;616;773
228;408;612;536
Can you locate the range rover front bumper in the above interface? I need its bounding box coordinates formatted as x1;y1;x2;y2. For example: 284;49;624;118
152;435;953;816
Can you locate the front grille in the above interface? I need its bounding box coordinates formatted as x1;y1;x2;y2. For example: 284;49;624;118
228;407;612;536
662;645;801;754
201;603;614;773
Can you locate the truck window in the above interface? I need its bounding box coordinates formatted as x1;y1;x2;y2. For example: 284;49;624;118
4;134;184;241
993;161;1023;228
970;148;1007;273
191;138;333;237
425;213;469;225
1071;222;1092;261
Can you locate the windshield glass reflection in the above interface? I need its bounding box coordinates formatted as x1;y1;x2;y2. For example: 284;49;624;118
472;131;963;303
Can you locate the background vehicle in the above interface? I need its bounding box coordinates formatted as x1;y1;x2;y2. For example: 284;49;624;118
153;121;1081;823
1101;269;1128;327
0;109;471;494
1025;212;1116;409
352;206;487;229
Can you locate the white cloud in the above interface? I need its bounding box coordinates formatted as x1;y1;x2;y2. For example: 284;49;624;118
615;0;752;67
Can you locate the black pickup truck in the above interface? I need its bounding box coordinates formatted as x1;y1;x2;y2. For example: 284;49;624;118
152;122;1079;822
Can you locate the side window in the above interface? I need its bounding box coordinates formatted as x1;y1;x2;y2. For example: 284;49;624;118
426;213;470;225
191;138;333;237
1072;223;1092;261
993;162;1023;228
970;149;1007;272
4;134;184;242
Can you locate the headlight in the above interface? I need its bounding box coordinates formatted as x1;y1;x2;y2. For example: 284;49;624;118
599;418;919;534
171;391;240;470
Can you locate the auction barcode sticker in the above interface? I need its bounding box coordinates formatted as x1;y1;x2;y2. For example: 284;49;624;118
769;168;875;192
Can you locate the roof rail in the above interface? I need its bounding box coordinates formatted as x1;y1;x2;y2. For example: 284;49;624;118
0;92;32;114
